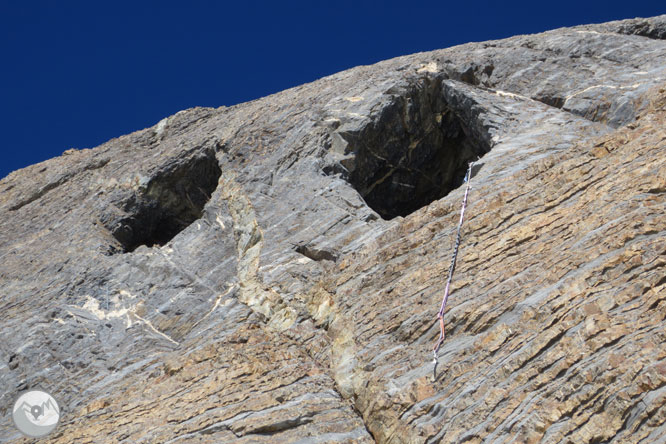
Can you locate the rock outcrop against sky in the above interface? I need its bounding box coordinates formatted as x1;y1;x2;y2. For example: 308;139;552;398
1;15;665;444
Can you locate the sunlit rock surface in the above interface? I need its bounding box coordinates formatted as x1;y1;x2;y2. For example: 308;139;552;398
1;15;665;443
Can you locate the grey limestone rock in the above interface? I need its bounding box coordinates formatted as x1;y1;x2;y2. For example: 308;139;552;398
1;15;665;444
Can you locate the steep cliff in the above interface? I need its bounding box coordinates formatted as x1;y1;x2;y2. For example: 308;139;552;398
1;15;665;443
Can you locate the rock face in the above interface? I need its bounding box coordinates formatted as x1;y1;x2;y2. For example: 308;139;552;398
1;15;665;444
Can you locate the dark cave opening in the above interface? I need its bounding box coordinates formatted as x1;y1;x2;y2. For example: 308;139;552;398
110;149;222;253
340;80;490;220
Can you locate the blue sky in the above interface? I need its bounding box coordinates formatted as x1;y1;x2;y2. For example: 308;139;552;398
1;1;663;179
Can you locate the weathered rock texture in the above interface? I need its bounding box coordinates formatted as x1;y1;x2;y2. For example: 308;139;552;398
1;15;665;443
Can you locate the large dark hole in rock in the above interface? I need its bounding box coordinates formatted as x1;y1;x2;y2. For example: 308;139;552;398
336;80;491;220
110;149;221;253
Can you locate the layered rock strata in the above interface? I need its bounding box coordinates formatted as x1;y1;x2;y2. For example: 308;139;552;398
1;15;665;443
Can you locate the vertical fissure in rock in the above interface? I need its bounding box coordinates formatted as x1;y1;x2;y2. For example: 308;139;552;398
337;80;491;220
109;149;222;253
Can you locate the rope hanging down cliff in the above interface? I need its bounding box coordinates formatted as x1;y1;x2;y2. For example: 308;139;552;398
432;159;475;380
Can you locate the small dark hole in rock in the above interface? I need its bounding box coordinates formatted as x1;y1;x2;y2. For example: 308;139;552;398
295;244;338;262
109;149;221;253
339;79;490;220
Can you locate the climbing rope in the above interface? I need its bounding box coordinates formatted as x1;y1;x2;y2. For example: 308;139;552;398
432;159;475;380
